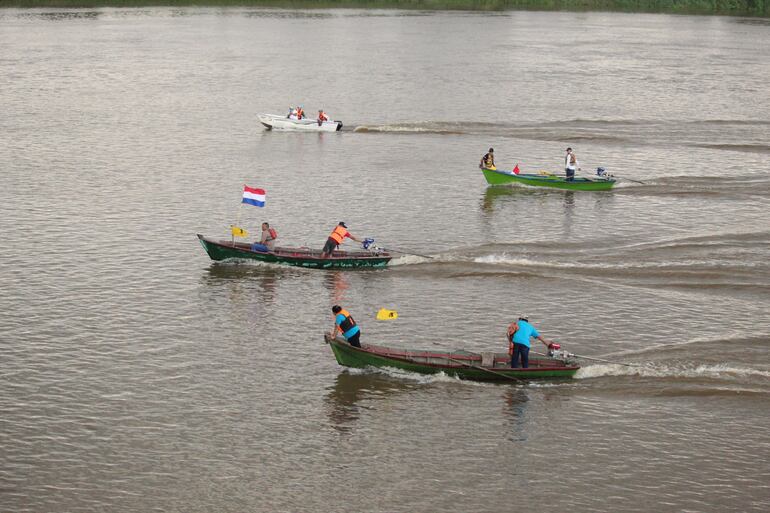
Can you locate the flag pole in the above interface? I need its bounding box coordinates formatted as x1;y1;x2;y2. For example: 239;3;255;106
232;186;245;246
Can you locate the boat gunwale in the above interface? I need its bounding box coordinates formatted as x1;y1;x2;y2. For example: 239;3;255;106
197;234;390;262
482;167;615;185
327;336;580;372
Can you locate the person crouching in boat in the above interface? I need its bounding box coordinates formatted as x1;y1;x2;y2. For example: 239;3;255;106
321;222;362;258
480;148;495;170
507;315;553;368
260;222;278;251
317;109;329;126
296;106;305;120
331;305;361;348
565;147;580;181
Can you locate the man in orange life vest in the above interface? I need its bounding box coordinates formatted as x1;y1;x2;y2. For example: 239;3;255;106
317;109;329;126
321;222;362;258
331;305;361;347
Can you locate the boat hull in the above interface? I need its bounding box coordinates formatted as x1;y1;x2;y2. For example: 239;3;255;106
325;335;579;381
258;113;342;132
197;234;390;269
481;167;615;191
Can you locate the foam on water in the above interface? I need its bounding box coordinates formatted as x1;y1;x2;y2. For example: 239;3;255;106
471;254;747;270
389;254;432;266
576;363;770;380
345;365;496;387
353;122;467;135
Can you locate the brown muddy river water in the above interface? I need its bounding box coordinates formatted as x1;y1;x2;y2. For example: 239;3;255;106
1;7;769;513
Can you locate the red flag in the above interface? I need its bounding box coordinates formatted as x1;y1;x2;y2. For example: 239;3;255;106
513;164;520;175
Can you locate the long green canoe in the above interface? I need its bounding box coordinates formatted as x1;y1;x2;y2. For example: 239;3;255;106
197;234;391;269
325;335;580;381
481;167;616;191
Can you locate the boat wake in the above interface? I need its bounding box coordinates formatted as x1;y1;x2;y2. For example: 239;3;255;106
393;251;768;280
351;119;769;153
389;254;434;266
616;175;770;197
575;362;770;380
389;232;770;291
353;122;467;135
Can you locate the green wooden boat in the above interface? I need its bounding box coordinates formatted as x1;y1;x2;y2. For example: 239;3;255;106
197;234;391;269
481;167;616;191
325;335;580;381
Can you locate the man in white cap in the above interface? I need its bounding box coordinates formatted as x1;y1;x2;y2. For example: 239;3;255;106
507;315;554;368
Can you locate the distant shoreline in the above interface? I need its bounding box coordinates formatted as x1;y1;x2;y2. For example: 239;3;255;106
1;1;768;18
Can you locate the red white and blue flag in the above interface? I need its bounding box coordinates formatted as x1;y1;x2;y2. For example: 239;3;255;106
242;185;265;207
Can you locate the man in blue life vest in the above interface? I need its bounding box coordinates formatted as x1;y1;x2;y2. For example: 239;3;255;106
507;315;554;368
331;305;361;348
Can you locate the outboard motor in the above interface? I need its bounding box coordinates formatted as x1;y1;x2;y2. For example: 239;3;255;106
547;342;561;357
362;238;380;253
596;167;613;179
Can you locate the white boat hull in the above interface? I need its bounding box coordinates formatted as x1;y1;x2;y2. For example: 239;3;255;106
258;113;343;132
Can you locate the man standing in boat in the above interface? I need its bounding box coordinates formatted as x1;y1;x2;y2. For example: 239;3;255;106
507;316;553;369
565;147;580;181
480;147;495;169
331;305;361;348
321;222;362;258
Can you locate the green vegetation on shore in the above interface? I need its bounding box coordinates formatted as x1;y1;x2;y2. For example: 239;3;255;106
0;0;767;17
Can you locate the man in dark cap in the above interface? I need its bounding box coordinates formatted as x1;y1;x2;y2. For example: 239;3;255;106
330;305;361;347
321;222;362;258
565;147;579;181
480;147;496;169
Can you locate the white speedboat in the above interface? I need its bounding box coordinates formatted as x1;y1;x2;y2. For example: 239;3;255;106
258;113;343;132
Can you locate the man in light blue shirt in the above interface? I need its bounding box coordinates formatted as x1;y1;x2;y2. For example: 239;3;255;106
507;316;553;368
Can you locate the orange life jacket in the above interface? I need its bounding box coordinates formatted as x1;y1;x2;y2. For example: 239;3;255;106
268;227;277;240
296;108;304;119
337;309;356;332
318;112;328;122
329;225;348;244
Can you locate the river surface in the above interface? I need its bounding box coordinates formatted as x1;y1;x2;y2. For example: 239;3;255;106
1;7;769;513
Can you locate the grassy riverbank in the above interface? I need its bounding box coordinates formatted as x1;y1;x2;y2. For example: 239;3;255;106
0;0;767;16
